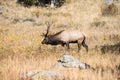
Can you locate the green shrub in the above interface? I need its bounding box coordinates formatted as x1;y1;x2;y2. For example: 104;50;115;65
17;0;39;6
17;0;67;7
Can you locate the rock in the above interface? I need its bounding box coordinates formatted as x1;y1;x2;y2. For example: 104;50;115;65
54;55;91;69
20;70;65;80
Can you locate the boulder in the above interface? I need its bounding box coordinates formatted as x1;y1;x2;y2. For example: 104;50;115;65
20;70;65;80
54;55;91;69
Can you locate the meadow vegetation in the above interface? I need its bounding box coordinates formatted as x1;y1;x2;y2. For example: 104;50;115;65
0;0;120;80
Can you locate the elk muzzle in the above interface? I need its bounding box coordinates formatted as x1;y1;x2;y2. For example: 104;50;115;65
41;40;45;44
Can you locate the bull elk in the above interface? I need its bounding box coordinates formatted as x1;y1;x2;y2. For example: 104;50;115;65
41;22;88;53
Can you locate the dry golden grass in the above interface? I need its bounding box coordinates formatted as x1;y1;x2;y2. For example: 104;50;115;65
0;0;120;80
0;53;120;80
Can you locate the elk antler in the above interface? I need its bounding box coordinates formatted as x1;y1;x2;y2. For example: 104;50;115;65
51;30;65;37
45;22;51;37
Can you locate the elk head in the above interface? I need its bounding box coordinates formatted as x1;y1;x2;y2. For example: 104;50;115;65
41;22;51;44
41;22;65;45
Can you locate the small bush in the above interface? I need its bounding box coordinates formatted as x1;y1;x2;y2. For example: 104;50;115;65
101;3;118;16
17;0;39;6
91;21;106;27
100;43;120;54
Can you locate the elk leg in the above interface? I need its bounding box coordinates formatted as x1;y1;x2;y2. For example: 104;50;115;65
61;43;65;53
78;43;81;53
82;41;88;52
61;43;65;47
66;43;70;51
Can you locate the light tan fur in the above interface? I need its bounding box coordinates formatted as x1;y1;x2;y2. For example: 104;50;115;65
56;30;85;43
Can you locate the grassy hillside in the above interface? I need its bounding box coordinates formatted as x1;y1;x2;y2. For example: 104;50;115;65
0;0;120;80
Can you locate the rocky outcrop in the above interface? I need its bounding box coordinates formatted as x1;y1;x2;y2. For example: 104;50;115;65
54;55;91;69
20;70;65;80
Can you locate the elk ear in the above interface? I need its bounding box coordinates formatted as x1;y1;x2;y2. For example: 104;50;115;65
53;30;64;36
